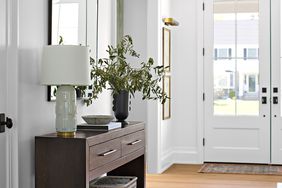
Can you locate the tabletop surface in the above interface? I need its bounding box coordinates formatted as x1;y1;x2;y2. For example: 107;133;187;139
35;121;144;139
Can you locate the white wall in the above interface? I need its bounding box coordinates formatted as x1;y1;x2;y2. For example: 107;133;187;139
159;0;174;172
124;0;163;173
125;0;202;173
18;0;114;187
124;0;148;123
170;0;200;164
124;0;178;173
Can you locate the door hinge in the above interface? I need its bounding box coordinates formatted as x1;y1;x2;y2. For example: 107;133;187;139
203;93;205;101
203;2;205;11
203;48;205;56
203;138;205;146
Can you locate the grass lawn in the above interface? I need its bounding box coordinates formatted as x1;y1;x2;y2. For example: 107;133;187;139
214;99;259;116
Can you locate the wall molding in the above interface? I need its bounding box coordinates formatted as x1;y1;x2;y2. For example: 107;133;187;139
7;0;19;188
173;147;200;164
160;147;202;173
160;148;174;173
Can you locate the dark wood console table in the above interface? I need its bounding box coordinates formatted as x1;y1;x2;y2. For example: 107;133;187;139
35;122;145;188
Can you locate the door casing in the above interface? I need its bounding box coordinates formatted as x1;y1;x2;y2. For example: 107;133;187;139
1;0;19;188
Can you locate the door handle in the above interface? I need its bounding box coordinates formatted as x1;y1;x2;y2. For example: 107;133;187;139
273;96;279;104
262;97;267;104
0;114;13;133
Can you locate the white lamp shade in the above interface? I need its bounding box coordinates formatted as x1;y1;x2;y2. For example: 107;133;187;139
41;45;91;86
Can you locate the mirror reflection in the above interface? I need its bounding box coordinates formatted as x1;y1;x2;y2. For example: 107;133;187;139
52;0;87;45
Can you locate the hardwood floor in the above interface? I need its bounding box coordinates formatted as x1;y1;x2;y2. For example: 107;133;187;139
147;164;282;188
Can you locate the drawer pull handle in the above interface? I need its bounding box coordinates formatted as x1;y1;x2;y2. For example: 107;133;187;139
128;140;142;145
99;149;117;156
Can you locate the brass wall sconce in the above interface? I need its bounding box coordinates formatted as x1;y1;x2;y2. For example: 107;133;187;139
162;18;179;26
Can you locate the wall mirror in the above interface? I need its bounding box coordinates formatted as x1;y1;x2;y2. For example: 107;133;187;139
47;0;99;101
48;0;123;101
51;0;87;45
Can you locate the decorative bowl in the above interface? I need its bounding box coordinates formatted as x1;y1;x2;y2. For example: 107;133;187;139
82;115;114;125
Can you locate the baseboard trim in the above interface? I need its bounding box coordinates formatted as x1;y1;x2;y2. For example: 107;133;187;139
160;147;201;173
160;149;174;173
173;147;200;164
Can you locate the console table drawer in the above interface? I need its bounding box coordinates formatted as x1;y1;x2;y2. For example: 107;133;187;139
89;138;121;170
122;130;145;156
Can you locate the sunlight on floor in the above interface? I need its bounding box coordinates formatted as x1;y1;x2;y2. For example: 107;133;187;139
147;165;282;188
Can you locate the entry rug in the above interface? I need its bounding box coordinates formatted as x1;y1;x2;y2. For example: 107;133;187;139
198;163;282;175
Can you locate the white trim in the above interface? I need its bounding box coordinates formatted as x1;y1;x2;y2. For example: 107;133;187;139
160;148;174;173
6;0;19;187
197;0;205;164
173;147;200;164
271;0;282;164
146;0;162;174
111;0;117;45
160;147;202;173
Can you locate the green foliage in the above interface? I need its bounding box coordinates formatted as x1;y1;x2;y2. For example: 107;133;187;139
229;90;236;99
59;36;64;45
82;35;169;106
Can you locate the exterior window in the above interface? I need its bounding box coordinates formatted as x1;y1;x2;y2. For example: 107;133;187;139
214;48;232;60
214;49;218;60
248;75;256;92
230;73;234;87
244;48;258;60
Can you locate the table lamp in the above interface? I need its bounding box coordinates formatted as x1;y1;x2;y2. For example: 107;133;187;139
41;45;91;137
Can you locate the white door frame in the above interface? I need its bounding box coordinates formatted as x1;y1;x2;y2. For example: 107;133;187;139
6;0;19;187
196;0;205;164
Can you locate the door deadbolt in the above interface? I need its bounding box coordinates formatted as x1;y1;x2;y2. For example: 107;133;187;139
273;96;279;104
262;97;267;104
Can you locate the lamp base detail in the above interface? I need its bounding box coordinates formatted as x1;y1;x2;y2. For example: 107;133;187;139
55;85;77;134
57;131;76;138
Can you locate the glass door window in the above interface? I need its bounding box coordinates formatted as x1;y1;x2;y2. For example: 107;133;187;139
213;0;260;116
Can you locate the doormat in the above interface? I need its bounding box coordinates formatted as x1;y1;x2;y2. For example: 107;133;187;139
198;163;282;175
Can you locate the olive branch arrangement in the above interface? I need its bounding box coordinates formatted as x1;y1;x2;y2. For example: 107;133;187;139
78;35;169;106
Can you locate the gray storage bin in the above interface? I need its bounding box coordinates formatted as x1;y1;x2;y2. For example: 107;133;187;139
90;176;137;188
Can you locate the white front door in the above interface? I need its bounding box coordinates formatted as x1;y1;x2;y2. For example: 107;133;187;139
271;0;282;164
204;0;271;163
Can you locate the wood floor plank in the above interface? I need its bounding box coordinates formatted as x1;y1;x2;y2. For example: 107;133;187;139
147;164;282;188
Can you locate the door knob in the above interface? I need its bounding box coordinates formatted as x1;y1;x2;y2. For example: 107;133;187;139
5;117;13;129
0;114;13;133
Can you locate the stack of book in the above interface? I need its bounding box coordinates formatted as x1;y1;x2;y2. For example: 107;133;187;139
77;122;122;131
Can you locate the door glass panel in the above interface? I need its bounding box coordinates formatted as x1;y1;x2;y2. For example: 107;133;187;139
213;0;259;116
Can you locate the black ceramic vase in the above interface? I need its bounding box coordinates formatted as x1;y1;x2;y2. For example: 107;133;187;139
113;90;129;123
